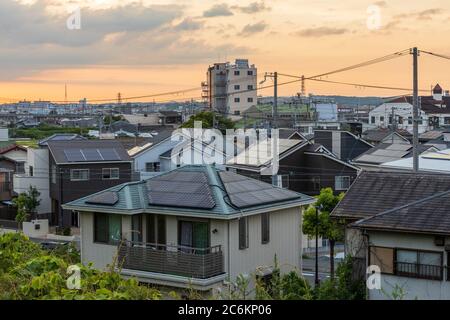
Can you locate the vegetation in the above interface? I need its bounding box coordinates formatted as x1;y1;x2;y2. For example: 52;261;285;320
181;111;235;132
302;187;345;279
315;256;366;300
0;233;161;300
11;124;93;140
12;186;41;229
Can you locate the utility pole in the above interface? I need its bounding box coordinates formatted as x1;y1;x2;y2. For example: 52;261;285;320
412;47;419;173
273;72;278;129
315;205;320;286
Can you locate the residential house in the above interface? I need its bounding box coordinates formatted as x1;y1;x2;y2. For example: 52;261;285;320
226;138;360;196
158;111;182;125
362;128;412;145
380;148;450;173
63;165;314;291
332;171;450;300
47;140;132;227
313;130;373;162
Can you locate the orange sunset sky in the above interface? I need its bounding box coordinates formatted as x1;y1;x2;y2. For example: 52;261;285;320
1;0;450;103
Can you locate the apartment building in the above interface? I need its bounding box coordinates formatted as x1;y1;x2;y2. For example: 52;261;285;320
203;59;257;116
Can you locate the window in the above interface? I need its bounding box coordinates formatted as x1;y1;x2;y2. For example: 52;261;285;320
15;162;25;174
248;97;254;103
70;169;89;181
274;175;289;189
248;85;254;90
234;97;240;103
234;70;240;76
147;214;166;248
408;117;413;125
389;116;393;124
335;176;351;190
234;85;240;90
398;116;403;124
369;246;394;274
102;168;119;180
371;116;375;124
234;111;241;116
94;213;122;244
51;165;57;184
445;117;450;125
380;116;385;123
247;70;254;76
239;217;249;250
396;249;443;280
312;176;321;191
145;162;160;172
179;221;209;253
131;214;142;242
29;166;34;177
261;213;270;244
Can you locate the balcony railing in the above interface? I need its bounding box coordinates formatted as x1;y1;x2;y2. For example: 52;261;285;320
396;261;443;281
117;241;224;279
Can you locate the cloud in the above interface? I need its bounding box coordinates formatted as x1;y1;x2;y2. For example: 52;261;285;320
173;18;204;31
295;27;349;37
0;0;250;80
373;1;388;8
232;1;271;14
239;21;268;36
394;8;443;21
203;3;233;18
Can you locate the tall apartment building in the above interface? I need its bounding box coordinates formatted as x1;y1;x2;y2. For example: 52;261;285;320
203;59;257;116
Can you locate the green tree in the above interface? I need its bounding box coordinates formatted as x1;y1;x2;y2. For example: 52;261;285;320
302;187;344;279
181;111;235;132
13;186;41;229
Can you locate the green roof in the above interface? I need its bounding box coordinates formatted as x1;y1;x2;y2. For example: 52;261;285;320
63;165;314;218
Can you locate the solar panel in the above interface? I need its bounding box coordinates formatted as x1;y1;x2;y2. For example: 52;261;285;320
64;149;85;162
98;148;121;161
85;191;119;206
219;171;300;208
81;149;103;161
147;171;216;209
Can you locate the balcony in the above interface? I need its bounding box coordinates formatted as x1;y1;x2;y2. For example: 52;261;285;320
118;241;224;280
396;261;443;281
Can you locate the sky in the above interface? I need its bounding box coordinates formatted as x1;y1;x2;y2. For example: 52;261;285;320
1;0;450;103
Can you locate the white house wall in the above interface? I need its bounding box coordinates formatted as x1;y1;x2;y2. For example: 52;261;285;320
367;230;450;300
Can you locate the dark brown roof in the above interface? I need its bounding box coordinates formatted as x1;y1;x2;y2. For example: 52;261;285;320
433;84;443;94
353;190;450;235
332;171;450;220
386;95;450;114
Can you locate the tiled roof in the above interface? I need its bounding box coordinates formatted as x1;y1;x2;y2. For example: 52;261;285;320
331;171;450;220
38;134;87;146
353;142;433;165
64;165;314;216
362;128;411;143
353;190;450;235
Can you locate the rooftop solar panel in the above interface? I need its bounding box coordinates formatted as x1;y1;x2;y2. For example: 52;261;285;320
86;191;119;206
147;171;216;209
219;171;300;208
99;148;121;161
81;149;103;161
64;149;85;162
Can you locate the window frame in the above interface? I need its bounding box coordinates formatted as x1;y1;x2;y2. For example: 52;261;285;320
234;97;241;103
335;176;351;191
94;213;122;245
102;168;119;180
395;248;443;281
70;169;90;181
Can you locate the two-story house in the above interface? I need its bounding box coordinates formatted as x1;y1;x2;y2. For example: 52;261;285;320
47;140;132;228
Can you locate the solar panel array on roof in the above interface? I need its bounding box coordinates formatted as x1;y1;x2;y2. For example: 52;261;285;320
63;148;121;162
86;191;119;206
219;171;300;208
147;171;216;209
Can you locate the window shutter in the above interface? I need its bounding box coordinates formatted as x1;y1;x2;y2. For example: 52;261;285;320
369;246;394;274
261;213;270;244
239;217;248;250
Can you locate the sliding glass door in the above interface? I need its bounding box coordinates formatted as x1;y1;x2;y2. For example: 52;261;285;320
179;221;209;254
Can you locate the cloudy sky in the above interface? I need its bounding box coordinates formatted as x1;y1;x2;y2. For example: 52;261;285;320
1;0;450;102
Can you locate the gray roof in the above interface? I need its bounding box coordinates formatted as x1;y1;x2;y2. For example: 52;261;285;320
353;190;450;235
332;171;450;220
39;134;87;146
48;140;131;164
362;128;411;143
353;142;433;165
64;165;314;217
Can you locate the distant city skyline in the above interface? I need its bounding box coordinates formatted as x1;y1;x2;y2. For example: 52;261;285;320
1;0;450;102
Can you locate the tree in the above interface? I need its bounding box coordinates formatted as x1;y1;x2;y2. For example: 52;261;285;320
12;186;41;229
302;188;344;279
181;111;235;132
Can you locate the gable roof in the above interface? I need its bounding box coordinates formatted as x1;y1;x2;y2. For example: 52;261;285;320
352;142;433;165
331;171;450;220
362;128;411;143
352;190;450;236
0;144;26;155
63;165;314;218
39;134;87;146
47;140;131;164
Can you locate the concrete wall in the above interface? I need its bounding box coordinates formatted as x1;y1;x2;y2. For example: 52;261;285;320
367;230;450;300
